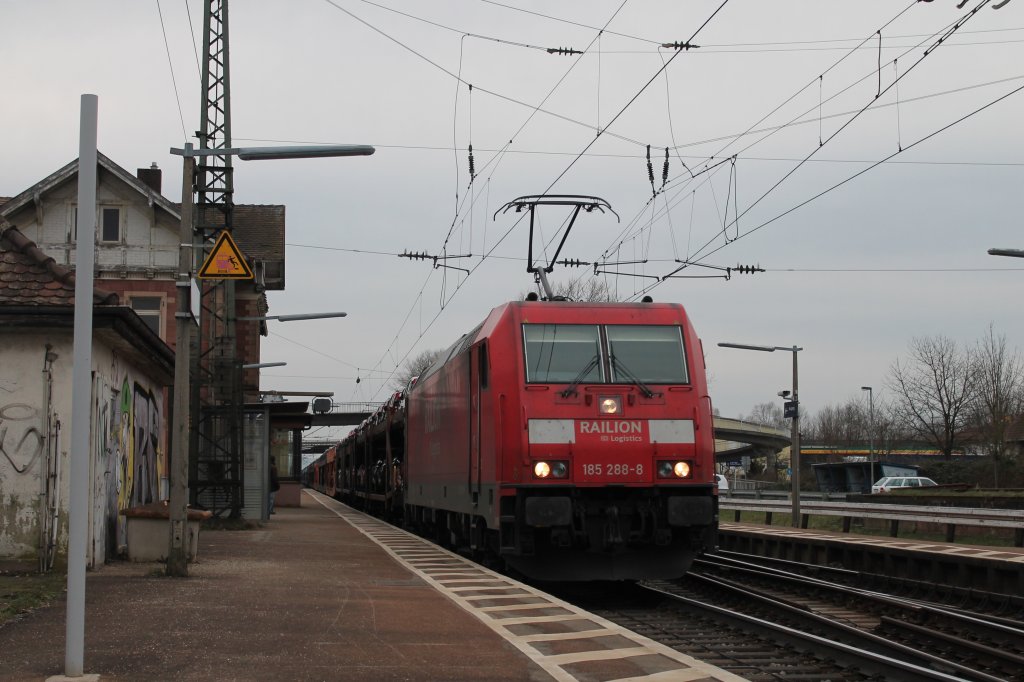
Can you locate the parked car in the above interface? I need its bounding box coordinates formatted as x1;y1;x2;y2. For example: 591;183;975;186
871;476;938;494
714;474;729;491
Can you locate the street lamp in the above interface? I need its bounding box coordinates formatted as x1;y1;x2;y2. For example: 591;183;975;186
988;248;1024;258
243;362;287;369
719;342;803;527
861;386;875;492
165;143;374;577
236;311;347;322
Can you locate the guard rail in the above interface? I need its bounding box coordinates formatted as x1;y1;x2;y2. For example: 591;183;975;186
718;498;1024;546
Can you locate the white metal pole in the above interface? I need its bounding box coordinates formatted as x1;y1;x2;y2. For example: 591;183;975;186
66;93;98;677
790;347;801;528
868;389;875;489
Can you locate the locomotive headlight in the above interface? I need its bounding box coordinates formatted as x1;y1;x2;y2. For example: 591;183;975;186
657;460;693;479
599;396;622;415
533;461;569;479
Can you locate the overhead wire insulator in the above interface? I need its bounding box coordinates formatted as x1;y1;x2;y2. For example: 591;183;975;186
661;148;669;188
557;258;590;268
660;41;699;50
468;144;476;182
733;263;765;275
546;46;582;55
646;145;655;196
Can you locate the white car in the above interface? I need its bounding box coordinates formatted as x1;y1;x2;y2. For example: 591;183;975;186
871;476;937;494
714;474;729;491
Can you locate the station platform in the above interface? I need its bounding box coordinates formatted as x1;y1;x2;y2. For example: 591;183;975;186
719;520;1024;594
0;490;742;682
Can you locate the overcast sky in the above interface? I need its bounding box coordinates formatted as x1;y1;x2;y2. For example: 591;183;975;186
2;0;1022;440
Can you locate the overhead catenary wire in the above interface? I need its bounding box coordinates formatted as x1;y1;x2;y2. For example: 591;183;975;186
568;1;931;286
684;0;998;268
568;0;1013;295
319;0;649;149
358;0;637;400
298;0;1015;403
155;0;189;142
623;79;1024;301
477;0;1024;49
599;0;988;286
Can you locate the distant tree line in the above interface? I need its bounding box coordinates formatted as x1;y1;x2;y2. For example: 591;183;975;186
739;326;1024;487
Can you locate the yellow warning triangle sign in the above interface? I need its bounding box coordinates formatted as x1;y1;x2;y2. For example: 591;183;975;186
197;230;254;280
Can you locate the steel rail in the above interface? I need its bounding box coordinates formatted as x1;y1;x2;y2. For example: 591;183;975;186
692;554;1024;677
700;553;1024;636
639;581;977;682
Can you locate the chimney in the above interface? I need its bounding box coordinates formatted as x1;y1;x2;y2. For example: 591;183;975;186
137;162;162;194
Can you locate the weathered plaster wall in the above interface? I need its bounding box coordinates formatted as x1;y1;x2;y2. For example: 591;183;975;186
0;328;168;566
0;334;57;559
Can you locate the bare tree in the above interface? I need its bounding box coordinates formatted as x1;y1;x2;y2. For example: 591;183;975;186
390;348;444;392
973;325;1024;461
522;277;618;302
807;400;866;449
888;335;978;460
742;402;787;430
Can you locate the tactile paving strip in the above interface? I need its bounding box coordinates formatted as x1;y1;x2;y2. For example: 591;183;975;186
309;491;744;682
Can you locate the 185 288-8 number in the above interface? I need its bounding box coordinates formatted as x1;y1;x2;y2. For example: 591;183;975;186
582;463;643;476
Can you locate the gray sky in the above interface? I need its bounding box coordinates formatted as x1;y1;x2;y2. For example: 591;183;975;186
2;0;1022;440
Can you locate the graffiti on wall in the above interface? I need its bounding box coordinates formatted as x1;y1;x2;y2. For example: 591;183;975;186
104;369;165;552
0;403;43;475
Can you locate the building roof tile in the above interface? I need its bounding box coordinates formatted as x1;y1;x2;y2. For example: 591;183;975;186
0;223;119;306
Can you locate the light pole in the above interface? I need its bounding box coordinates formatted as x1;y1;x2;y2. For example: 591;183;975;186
719;342;803;527
165;144;373;577
861;386;874;492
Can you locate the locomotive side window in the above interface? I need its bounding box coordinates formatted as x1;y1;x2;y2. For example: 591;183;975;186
607;325;688;384
478;342;489;389
523;324;603;383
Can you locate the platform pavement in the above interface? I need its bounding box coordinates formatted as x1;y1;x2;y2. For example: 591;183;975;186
0;496;551;682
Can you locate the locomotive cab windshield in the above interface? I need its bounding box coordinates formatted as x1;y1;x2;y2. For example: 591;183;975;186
523;323;688;387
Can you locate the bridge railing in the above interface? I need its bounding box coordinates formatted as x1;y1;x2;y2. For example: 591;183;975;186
327;402;384;413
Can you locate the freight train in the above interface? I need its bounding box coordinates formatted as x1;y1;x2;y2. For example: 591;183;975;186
306;297;718;581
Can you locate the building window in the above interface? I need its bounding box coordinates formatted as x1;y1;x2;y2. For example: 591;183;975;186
69;205;122;242
130;296;162;335
101;207;120;242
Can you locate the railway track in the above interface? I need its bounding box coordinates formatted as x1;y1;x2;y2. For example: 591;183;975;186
549;550;1024;681
685;551;1024;680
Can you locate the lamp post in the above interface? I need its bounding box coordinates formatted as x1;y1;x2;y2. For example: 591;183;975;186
719;342;803;527
861;386;874;492
165;144;373;577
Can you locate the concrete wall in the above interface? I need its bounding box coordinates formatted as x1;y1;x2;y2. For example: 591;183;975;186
0;328;168;567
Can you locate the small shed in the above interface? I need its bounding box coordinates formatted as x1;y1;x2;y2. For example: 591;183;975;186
242;401;310;520
813;461;919;494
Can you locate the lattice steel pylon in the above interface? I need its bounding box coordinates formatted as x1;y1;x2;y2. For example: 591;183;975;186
189;0;243;517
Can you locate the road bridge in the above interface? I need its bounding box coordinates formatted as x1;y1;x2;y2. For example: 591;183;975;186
713;416;790;462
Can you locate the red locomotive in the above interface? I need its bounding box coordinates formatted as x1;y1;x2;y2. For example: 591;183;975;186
308;297;718;581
